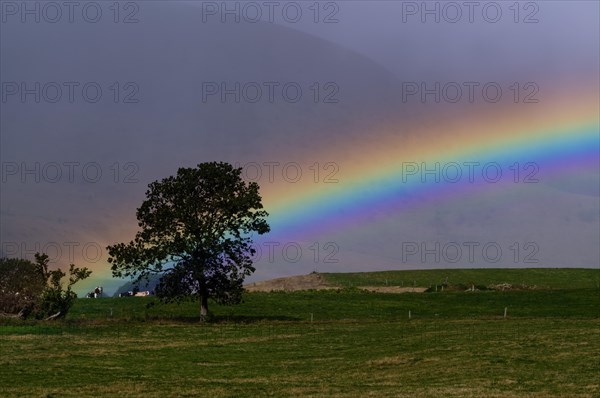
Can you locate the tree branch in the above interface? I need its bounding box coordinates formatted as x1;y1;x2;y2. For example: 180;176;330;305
44;311;62;321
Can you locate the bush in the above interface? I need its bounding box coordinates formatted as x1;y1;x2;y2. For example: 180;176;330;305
0;257;46;317
0;253;91;320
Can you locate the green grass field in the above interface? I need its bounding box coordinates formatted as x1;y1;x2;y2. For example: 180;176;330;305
1;269;598;397
321;268;600;290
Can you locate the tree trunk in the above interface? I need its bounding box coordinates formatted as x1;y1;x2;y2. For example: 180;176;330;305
196;259;209;322
199;294;209;322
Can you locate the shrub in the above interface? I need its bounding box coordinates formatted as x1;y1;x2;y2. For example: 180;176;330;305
0;253;91;320
0;257;46;317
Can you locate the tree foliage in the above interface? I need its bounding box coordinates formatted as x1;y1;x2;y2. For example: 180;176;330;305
0;253;91;319
0;257;46;317
107;162;270;319
33;253;92;319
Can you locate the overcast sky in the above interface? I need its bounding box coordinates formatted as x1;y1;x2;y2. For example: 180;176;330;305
1;1;598;294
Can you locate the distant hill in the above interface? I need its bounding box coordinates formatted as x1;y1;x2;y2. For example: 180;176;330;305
115;268;599;296
113;275;162;297
321;268;600;290
245;268;600;292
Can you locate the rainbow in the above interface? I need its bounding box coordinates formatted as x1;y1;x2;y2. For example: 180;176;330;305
262;90;599;241
89;87;599;293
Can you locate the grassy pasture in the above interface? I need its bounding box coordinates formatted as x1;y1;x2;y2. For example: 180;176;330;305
0;269;598;397
321;268;600;290
69;288;598;322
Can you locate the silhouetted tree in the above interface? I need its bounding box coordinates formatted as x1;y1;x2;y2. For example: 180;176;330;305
107;162;270;320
